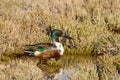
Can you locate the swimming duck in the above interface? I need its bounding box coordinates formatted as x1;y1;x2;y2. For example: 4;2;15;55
24;29;73;60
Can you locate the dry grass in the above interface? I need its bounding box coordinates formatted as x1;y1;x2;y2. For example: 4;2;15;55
0;0;120;55
0;0;120;80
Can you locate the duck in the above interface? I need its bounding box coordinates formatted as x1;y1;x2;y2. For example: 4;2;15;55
24;29;73;60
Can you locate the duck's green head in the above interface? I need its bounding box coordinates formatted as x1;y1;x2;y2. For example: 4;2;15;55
51;29;73;41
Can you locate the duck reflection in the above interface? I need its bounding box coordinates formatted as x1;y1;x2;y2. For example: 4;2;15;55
37;59;62;80
36;55;92;80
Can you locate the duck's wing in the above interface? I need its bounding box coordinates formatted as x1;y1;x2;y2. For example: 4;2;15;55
26;43;55;47
25;43;56;52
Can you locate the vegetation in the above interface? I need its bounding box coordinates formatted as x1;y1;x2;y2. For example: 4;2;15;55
0;0;120;80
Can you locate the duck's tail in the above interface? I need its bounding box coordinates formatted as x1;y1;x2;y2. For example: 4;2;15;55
24;50;34;54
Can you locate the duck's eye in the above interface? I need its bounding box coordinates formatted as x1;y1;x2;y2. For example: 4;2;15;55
56;31;62;37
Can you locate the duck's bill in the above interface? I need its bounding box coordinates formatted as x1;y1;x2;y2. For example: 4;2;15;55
62;34;74;40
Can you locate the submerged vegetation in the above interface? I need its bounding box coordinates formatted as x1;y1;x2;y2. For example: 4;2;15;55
0;0;120;80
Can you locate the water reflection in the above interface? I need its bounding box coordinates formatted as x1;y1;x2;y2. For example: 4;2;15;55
37;59;62;80
36;55;93;80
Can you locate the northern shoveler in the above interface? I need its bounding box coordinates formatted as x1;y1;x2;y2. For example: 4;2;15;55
24;29;73;60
